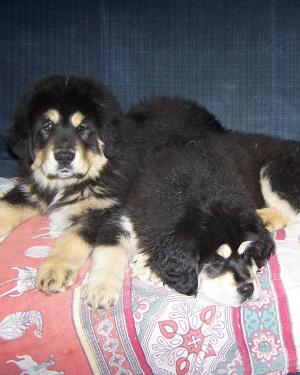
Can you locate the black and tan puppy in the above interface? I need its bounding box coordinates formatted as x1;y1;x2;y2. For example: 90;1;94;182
1;75;134;310
128;98;300;306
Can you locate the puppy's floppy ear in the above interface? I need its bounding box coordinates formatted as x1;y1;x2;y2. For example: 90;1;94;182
84;77;124;159
101;112;124;159
149;248;199;296
147;235;199;296
5;101;34;162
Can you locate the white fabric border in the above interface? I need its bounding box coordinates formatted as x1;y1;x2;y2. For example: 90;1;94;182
275;220;300;370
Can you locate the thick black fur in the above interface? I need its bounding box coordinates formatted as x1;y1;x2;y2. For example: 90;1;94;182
124;97;299;301
126;129;274;297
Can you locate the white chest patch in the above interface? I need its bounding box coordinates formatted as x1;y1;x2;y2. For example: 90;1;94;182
48;206;72;238
120;215;139;256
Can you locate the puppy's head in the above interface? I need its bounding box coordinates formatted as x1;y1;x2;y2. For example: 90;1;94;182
187;201;275;306
6;75;122;185
198;231;274;307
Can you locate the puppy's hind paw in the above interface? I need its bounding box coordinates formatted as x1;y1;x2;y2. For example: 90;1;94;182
256;208;292;232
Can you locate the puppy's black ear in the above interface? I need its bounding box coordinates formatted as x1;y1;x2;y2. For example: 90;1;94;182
101;113;124;159
252;232;275;269
85;78;124;159
5;102;33;162
147;236;199;296
149;249;199;296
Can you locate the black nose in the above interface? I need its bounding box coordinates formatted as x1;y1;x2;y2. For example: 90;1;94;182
237;282;254;298
54;150;75;165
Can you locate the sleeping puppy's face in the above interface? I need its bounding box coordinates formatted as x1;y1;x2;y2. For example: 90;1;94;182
198;237;274;306
131;232;274;307
6;76;122;188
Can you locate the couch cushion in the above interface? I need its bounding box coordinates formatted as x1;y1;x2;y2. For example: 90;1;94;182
0;214;299;374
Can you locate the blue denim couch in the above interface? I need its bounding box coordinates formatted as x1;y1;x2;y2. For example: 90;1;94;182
0;0;299;177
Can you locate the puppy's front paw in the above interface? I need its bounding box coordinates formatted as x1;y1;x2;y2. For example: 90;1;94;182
131;253;161;283
35;258;79;294
81;275;124;311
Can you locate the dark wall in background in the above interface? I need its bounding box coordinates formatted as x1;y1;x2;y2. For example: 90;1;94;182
1;0;299;176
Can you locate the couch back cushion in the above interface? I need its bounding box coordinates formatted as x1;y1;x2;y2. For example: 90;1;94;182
0;0;299;177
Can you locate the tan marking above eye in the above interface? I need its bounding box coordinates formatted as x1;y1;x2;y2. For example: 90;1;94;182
45;109;60;124
70;111;85;128
237;241;253;255
217;244;232;259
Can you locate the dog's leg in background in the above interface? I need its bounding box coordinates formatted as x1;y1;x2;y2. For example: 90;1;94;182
256;208;292;231
0;186;40;243
259;146;300;231
35;226;92;293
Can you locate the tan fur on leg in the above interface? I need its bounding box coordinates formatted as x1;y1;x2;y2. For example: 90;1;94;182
35;228;92;294
81;243;129;311
0;202;39;243
256;208;292;232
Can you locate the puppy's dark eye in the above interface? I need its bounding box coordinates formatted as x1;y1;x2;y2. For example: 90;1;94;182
77;123;91;141
77;123;88;132
42;121;55;132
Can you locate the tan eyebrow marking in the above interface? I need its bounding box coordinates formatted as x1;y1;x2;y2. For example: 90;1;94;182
217;244;232;259
70;111;85;128
45;109;60;124
238;241;253;255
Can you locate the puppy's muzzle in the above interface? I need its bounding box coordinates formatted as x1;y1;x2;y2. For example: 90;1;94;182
54;149;75;167
237;282;254;298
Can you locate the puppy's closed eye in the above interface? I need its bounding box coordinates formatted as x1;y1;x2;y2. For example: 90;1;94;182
250;238;275;269
240;247;252;259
